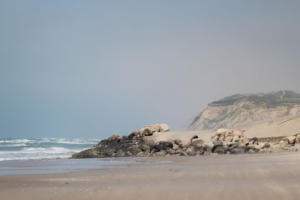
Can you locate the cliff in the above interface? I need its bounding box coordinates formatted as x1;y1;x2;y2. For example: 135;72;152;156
189;90;300;131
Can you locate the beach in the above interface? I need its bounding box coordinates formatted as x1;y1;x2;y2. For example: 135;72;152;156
1;152;300;200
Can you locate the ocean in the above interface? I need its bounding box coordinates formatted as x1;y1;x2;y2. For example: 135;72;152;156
0;138;99;161
0;138;169;175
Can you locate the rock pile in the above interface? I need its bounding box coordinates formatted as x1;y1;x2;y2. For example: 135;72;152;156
72;124;173;158
210;129;261;154
72;124;210;158
279;134;300;147
211;129;249;145
72;126;300;158
209;129;300;154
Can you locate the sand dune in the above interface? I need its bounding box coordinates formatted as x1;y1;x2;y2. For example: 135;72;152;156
244;116;300;137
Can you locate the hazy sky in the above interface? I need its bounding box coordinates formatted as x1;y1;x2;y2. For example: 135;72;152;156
1;0;300;138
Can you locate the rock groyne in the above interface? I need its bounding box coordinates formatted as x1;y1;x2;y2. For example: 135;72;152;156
72;124;300;158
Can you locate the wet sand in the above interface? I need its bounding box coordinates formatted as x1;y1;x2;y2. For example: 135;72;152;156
1;152;300;200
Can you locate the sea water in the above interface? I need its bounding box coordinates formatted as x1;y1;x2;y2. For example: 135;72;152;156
0;138;173;175
0;138;99;161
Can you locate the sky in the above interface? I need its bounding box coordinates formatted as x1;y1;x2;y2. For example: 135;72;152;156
0;0;300;139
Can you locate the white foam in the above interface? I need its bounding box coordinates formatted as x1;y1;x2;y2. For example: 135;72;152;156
0;147;85;161
0;143;27;147
0;154;72;161
0;138;98;161
0;139;31;144
55;138;99;145
0;147;81;154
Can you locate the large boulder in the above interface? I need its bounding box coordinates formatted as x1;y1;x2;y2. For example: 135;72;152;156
140;127;155;136
190;139;210;155
139;123;171;136
296;134;300;143
279;140;289;147
158;123;170;132
72;147;98;158
212;145;229;154
108;134;121;141
287;136;296;145
191;139;205;148
128;130;142;139
152;141;173;152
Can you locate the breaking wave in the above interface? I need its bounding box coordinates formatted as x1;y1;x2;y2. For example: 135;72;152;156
0;138;99;161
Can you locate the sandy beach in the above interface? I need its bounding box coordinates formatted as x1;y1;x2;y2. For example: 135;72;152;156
1;152;300;200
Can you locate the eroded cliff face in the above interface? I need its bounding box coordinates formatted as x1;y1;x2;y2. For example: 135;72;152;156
189;91;300;131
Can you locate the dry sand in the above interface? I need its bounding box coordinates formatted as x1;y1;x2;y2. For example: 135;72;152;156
1;152;300;200
153;115;300;145
153;130;213;144
245;116;300;137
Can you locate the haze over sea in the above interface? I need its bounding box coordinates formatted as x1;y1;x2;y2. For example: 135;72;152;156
0;138;99;161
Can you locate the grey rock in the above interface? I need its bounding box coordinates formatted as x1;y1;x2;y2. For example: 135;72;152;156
212;145;229;154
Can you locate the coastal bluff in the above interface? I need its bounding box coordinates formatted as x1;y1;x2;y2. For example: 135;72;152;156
189;90;300;133
72;124;300;158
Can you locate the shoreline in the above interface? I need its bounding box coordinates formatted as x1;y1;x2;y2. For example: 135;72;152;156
1;149;298;176
1;152;300;200
0;157;140;176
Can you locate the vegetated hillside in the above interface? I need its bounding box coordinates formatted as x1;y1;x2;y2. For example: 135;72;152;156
189;90;300;131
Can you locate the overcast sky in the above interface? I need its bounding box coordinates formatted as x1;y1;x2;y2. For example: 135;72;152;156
0;0;300;138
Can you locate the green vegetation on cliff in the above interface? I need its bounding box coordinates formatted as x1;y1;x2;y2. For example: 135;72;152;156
209;91;300;107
